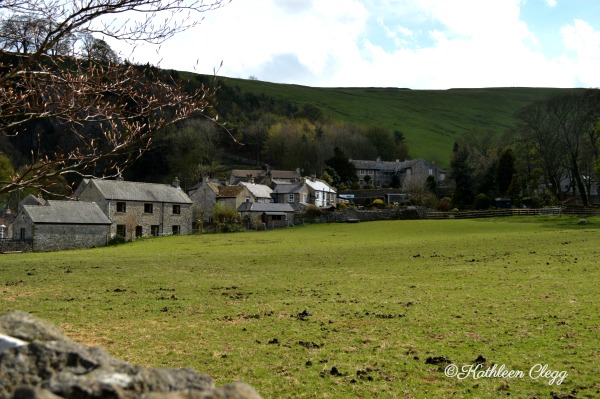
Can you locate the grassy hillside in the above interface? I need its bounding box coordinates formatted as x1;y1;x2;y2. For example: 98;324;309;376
1;217;598;398
195;73;571;166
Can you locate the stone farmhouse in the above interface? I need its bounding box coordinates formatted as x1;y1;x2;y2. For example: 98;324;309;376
76;177;193;239
10;200;111;251
351;158;446;189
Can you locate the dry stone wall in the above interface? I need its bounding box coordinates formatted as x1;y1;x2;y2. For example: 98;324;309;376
0;311;262;399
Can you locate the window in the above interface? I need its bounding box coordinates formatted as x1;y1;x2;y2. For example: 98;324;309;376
271;215;283;221
302;194;307;203
144;203;153;213
287;194;295;203
172;225;180;235
116;201;126;212
359;169;366;175
172;204;181;214
245;197;251;203
151;225;160;236
367;170;374;175
116;224;126;237
135;226;143;238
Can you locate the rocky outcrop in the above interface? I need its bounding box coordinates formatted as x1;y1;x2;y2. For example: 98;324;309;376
0;311;261;399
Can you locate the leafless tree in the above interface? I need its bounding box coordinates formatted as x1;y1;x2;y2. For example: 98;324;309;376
0;0;230;196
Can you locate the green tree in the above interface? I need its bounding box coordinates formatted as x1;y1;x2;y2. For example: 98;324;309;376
496;148;516;196
474;193;491;210
0;152;13;183
450;142;475;208
364;126;396;161
325;147;358;186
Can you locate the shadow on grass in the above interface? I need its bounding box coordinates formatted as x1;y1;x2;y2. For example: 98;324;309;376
471;215;599;229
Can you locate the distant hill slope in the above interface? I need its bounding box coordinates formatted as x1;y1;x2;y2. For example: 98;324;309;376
185;72;571;166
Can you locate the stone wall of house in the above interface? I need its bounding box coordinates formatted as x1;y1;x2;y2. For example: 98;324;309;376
30;224;110;252
189;186;218;223
0;310;261;399
0;239;33;253
110;201;193;237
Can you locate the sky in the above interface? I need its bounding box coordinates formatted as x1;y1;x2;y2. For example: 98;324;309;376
107;0;600;90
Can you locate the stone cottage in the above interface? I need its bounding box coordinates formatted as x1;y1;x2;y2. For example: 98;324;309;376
271;181;310;211
238;182;274;203
76;178;193;238
11;200;111;251
304;177;337;208
188;179;221;224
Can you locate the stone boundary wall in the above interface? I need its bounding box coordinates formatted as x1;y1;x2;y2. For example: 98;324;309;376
296;207;425;224
0;310;262;399
0;239;33;253
295;207;591;225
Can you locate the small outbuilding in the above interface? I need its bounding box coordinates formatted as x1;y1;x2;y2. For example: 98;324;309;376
11;201;111;251
237;202;295;229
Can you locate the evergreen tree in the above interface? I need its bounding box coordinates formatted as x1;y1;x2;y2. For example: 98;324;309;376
450;142;475;208
497;148;516;196
325;147;358;186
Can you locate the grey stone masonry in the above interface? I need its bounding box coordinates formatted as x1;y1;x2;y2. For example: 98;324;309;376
0;310;262;399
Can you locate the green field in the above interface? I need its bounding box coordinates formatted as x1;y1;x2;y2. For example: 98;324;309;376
1;218;598;398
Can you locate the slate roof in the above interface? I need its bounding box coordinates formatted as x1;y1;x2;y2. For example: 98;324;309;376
272;183;305;194
188;182;221;198
230;169;301;181
19;194;46;207
237;202;295;213
89;179;192;204
270;170;302;180
239;182;273;199
351;159;418;172
23;201;111;225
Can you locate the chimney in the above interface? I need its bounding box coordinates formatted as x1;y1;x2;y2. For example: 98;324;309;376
172;177;180;188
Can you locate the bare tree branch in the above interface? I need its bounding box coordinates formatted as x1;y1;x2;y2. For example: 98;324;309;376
0;0;229;196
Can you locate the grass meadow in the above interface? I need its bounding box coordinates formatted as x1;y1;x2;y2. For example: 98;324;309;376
0;217;598;398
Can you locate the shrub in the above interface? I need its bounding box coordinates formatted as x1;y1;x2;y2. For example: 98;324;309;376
368;199;386;209
302;205;322;218
422;193;439;209
337;202;349;211
108;235;127;246
474;193;491;210
438;197;452;212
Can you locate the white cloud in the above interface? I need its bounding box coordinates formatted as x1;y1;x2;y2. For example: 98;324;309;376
560;19;600;86
545;0;558;7
105;0;600;89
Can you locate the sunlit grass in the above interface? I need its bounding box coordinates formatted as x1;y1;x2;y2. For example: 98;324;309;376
1;217;598;398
